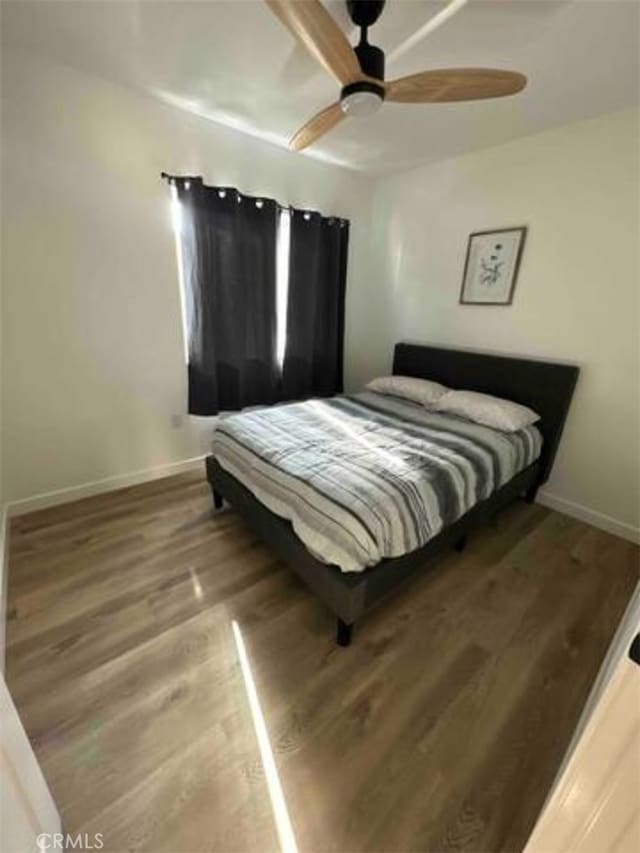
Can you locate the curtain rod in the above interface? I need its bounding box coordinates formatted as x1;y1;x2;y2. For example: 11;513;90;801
160;172;349;223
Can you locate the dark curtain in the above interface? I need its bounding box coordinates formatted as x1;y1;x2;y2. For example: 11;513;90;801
175;178;279;415
281;209;349;400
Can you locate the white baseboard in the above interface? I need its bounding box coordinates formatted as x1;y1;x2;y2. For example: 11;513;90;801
6;456;206;518
537;489;640;544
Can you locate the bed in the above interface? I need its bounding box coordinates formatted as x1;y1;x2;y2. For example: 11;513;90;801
206;343;579;645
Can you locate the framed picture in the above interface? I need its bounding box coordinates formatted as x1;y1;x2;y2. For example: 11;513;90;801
459;226;527;305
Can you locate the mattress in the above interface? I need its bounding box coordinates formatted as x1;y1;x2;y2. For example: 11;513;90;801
211;391;542;573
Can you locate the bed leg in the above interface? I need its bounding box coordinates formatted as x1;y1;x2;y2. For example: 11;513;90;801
211;486;224;510
336;618;353;647
454;535;467;553
524;483;539;504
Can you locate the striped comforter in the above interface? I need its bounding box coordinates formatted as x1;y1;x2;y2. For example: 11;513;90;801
211;391;542;573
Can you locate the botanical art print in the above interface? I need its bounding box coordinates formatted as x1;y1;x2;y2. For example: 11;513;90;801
459;227;527;305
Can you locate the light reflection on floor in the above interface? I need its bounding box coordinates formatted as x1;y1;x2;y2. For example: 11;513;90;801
231;620;299;853
188;567;203;600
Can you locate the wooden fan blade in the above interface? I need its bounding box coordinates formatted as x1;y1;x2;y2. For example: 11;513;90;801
265;0;362;85
386;68;527;103
290;102;345;151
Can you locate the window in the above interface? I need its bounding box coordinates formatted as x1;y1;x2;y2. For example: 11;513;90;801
170;183;189;364
171;190;291;371
166;177;348;414
275;208;291;370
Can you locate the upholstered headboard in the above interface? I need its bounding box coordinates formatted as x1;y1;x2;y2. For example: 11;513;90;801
392;342;579;485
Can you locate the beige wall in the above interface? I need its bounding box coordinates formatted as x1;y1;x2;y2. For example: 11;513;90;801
350;109;640;539
0;49;373;503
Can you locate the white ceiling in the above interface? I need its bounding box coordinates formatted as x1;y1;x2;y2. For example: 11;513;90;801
2;0;639;173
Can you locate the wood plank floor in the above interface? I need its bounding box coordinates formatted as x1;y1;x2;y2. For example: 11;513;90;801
6;471;638;853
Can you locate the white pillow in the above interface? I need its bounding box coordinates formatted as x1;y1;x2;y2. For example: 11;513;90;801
436;389;540;432
366;375;448;409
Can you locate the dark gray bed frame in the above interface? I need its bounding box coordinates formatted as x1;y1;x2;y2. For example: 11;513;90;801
206;343;579;646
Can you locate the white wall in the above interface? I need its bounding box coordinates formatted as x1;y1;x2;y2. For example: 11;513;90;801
351;109;639;540
1;676;61;852
0;48;373;504
0;42;5;667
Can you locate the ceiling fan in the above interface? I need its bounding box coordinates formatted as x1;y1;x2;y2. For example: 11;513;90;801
265;0;527;151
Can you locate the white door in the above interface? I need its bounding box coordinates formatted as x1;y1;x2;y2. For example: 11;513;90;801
0;676;61;853
525;586;640;853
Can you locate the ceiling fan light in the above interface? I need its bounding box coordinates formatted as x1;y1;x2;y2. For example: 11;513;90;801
341;90;383;117
340;81;385;118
